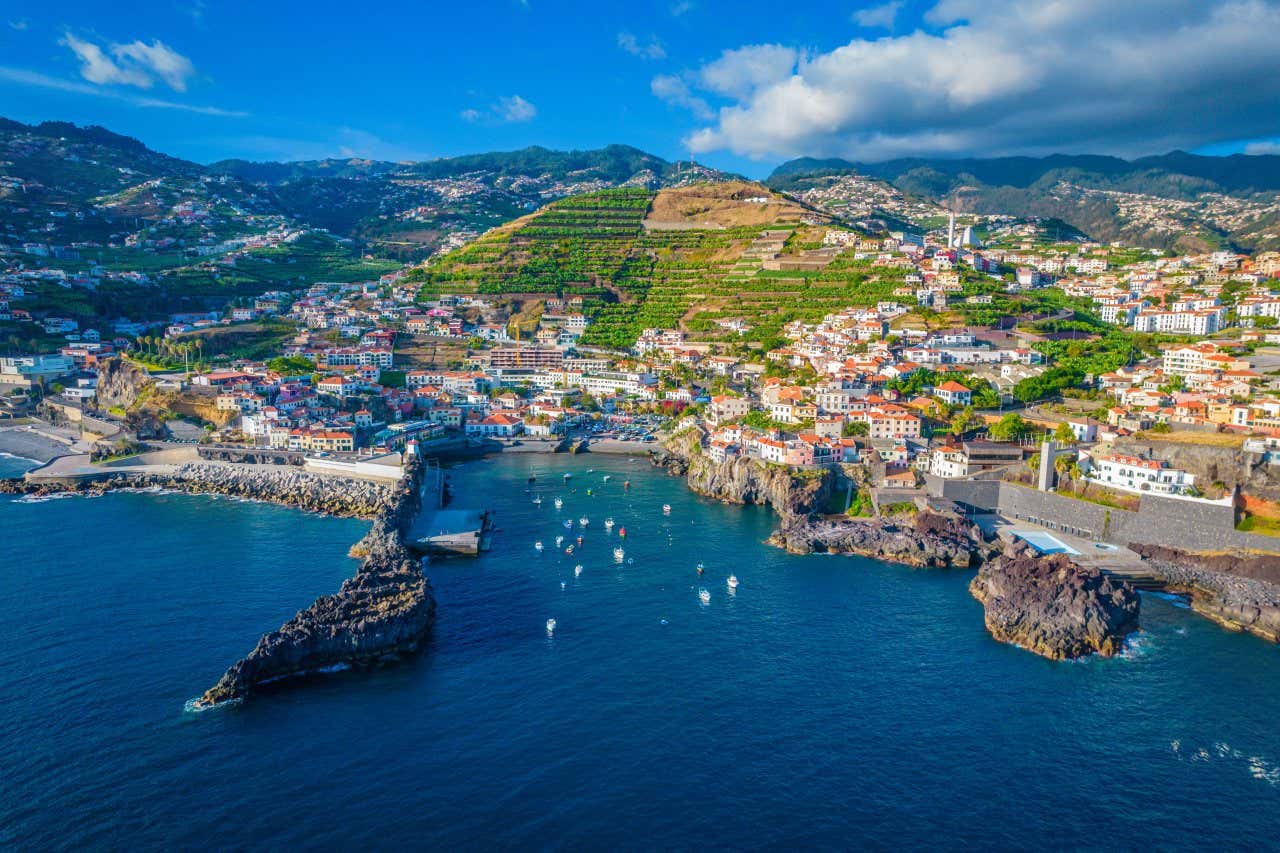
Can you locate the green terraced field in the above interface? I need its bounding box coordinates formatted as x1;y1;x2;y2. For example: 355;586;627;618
409;186;925;350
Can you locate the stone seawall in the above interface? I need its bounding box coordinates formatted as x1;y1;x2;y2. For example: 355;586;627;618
2;462;394;518
191;457;436;708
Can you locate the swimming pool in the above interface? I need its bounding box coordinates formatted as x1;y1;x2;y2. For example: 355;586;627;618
1011;529;1081;556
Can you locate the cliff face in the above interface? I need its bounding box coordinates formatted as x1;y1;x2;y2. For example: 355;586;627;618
94;357;152;411
1113;437;1279;501
192;459;436;708
652;426;836;520
1131;544;1280;643
970;542;1140;659
769;512;994;568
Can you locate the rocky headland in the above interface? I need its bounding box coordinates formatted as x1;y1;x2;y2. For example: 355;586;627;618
768;511;997;568
1130;544;1280;643
970;541;1141;659
651;426;836;520
191;457;436;708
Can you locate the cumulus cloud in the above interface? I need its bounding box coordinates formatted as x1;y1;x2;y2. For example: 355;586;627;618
651;74;713;121
668;0;1280;162
460;95;538;124
0;65;244;115
852;1;902;29
496;95;537;122
617;32;666;60
1245;140;1280;156
62;33;196;92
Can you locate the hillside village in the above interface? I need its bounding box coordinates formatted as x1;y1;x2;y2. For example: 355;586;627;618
7;120;1280;533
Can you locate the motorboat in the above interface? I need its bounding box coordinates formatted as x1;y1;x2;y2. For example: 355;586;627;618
534;541;544;553
546;618;556;635
727;575;739;589
555;535;564;548
574;564;583;578
579;517;590;527
698;588;711;605
613;547;625;562
662;504;672;515
554;497;563;510
604;518;615;531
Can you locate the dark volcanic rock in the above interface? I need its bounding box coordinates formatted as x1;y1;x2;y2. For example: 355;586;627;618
652;426;835;520
193;546;435;708
1130;544;1280;642
768;512;994;568
970;541;1140;659
191;459;436;708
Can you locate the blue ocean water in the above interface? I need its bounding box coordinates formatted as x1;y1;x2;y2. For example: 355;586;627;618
3;452;1280;850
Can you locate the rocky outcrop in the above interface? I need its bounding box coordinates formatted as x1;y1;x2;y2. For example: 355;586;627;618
1130;544;1280;643
191;459;435;708
970;541;1140;659
768;511;995;568
652;426;836;520
93;357;153;411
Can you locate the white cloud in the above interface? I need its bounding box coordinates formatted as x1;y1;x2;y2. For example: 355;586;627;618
496;94;537;123
697;44;797;100
0;65;244;116
651;74;713;121
460;95;538;124
670;0;694;15
852;1;902;29
1245;140;1280;156
667;0;1280;162
617;32;666;60
9;19;29;31
61;33;196;92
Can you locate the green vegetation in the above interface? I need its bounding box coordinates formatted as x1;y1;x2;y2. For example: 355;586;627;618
266;355;317;375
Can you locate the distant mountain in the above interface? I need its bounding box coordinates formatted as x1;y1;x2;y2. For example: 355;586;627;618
0;119;741;261
767;152;1280;252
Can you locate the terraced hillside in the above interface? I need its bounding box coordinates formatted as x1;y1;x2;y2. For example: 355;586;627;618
408;182;927;349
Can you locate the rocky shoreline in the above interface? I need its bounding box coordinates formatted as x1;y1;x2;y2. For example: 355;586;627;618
0;462;394;518
1131;544;1280;643
767;512;997;568
970;541;1141;659
191;457;436;708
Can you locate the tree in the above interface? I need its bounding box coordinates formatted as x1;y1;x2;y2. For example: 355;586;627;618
989;413;1029;441
1053;422;1076;444
950;406;978;436
842;420;869;437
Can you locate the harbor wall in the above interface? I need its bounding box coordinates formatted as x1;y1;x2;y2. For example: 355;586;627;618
931;477;1280;554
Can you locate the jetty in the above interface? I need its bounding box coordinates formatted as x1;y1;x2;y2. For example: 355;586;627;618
408;458;495;556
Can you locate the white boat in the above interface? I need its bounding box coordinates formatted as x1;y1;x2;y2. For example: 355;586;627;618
534;541;544;552
532;495;542;505
563;472;572;480
555;535;564;548
698;588;711;605
696;562;705;575
546;618;556;635
727;575;739;589
560;581;566;590
554;497;563;510
574;564;583;578
662;504;672;515
613;547;625;562
603;475;611;482
604;517;615;530
579;517;589;527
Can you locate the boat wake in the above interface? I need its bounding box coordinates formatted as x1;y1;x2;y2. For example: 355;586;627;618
1171;740;1280;786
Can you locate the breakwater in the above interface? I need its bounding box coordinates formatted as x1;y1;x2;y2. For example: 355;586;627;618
192;457;436;708
2;462;394;517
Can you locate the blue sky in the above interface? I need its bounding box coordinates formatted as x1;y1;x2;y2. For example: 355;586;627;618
2;0;1280;175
